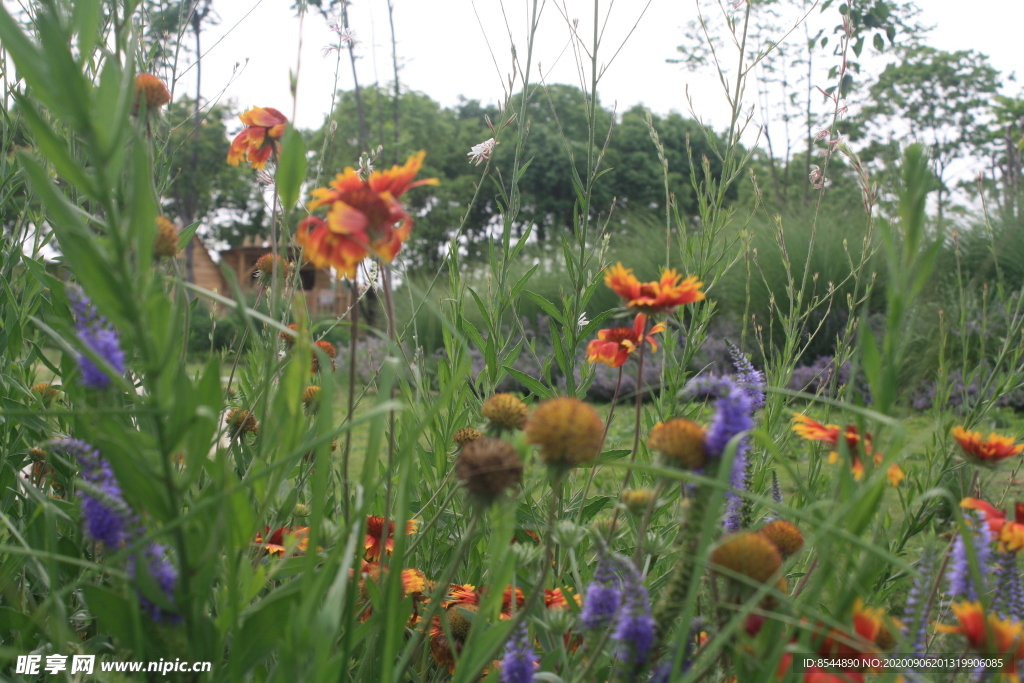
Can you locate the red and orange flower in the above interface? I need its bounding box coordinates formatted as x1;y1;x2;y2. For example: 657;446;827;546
586;313;665;368
297;152;439;278
952;426;1024;467
816;599;899;672
937;601;1024;671
364;515;419;561
254;526;310;556
961;498;1024;553
604;263;704;314
227;107;288;170
792;414;884;481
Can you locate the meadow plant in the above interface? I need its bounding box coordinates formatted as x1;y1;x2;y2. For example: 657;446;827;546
2;0;1024;682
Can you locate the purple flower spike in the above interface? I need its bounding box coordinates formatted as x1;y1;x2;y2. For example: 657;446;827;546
727;340;766;410
580;554;622;631
56;438;134;548
948;513;995;602
67;285;125;389
499;621;536;683
611;558;656;676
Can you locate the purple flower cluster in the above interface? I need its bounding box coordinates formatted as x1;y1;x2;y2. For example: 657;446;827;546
54;438;179;623
67;285;125;390
947;513;996;602
727;341;765;410
902;548;935;655
611;560;656;677
580;554;621;630
685;376;755;530
499;621;537;683
992;550;1023;622
580;550;656;675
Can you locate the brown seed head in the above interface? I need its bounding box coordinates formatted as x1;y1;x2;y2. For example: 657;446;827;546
255;253;292;286
303;385;321;405
312;340;337;373
621;489;657;515
456;437;523;502
759;520;804;559
446;604;477;640
648;419;707;470
29;447;47;461
31;383;61;403
280;324;299;347
453;427;483;447
226;408;259;435
154;216;179;258
481;393;528;431
525;397;604;467
134;73;171;111
710;532;782;584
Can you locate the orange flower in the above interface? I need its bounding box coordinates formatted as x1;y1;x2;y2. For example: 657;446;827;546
227;107;288;170
886;463;905;487
544;587;580;610
952;426;1024;467
804;668;864;683
134;74;171;112
501;586;526;618
254;526;310;556
298;152;438;278
961;498;1024;553
603;263;704;314
364;515;419;561
586;313;665;368
442;584;480;608
937;601;1024;665
792;414;882;481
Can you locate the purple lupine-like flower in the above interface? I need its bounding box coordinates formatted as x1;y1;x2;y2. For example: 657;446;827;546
686;376;754;530
948;514;995;601
580;554;622;631
727;340;765;410
499;621;536;683
55;438;179;623
992;550;1021;621
130;543;181;624
56;438;134;548
611;558;656;677
902;549;934;655
67;285;125;389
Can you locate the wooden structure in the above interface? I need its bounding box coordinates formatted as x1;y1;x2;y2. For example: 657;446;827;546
180;237;350;318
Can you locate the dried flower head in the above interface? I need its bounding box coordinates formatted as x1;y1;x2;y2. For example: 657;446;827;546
254;253;293;287
648;419;707;470
710;532;782;584
453;427;483;447
31;383;61;403
226;408;259;436
312;340;337;373
133;73;171;113
621;489;657;515
525;397;604;468
758;520;804;559
154;216;179;258
280;323;299;347
456;437;523;503
481;393;528;431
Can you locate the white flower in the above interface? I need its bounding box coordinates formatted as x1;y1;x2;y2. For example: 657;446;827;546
467;138;498;166
337;27;356;46
321;45;338;58
814;129;830;141
577;313;589;331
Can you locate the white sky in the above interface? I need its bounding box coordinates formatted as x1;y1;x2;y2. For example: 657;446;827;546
185;0;1023;140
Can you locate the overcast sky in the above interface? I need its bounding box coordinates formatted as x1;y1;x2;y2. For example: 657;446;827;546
184;0;1022;141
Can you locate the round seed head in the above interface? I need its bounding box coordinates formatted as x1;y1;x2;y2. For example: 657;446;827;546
31;383;61;403
302;385;321;412
621;488;657;515
648;419;707;470
453;427;483;447
759;520;804;559
710;532;782;584
226;408;259;436
525;397;604;467
154;216;179;258
280;324;299;347
254;253;292;287
134;73;171;111
481;393;528;431
446;604;476;640
456;437;523;503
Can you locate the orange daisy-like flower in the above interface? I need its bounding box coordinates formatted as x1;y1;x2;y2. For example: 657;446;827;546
227;107;288;170
816;599;897;672
501;586;526;618
937;601;1024;666
792;414;882;481
297;152;439;278
961;498;1024;553
254;526;310;556
364;515;419;561
804;668;864;683
952;426;1024;467
441;584;480;608
586;313;666;368
603;263;704;314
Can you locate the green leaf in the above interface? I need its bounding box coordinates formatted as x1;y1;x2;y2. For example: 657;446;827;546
276;126;307;210
524;291;565;326
177;221;200;252
83;586;134;644
503;367;552;399
15;96;95;197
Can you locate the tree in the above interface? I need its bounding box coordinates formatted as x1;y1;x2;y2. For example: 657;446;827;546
852;47;1001;221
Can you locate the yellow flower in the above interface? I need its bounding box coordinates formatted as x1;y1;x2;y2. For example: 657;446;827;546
525;397;604;468
648;418;707;470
